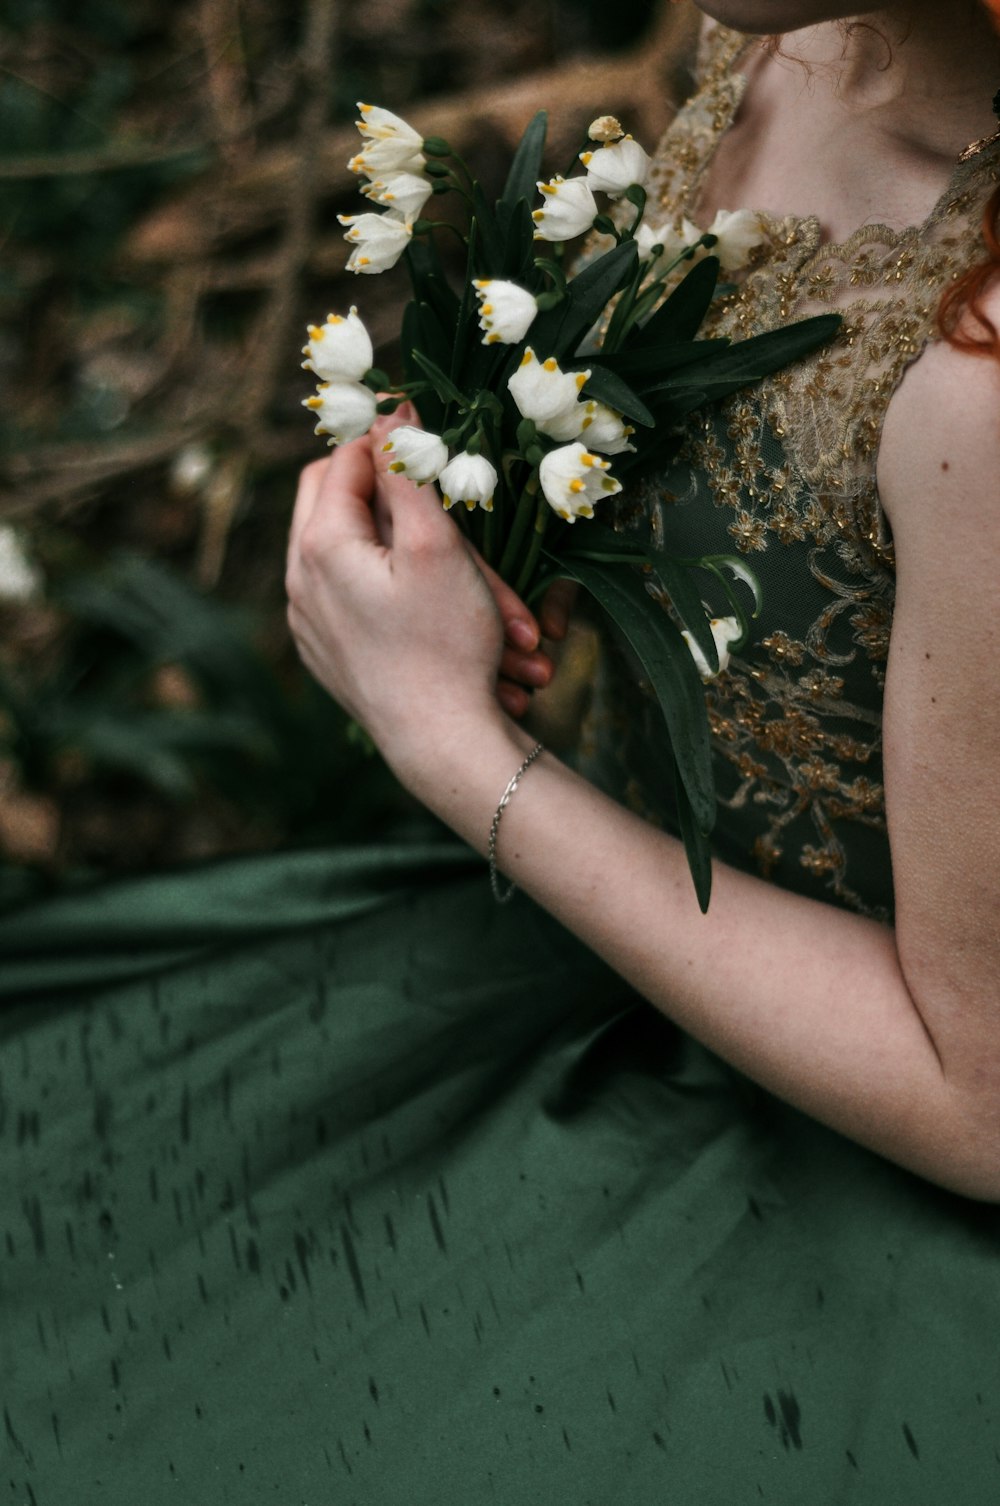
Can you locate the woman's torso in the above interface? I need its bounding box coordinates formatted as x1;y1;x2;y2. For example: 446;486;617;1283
582;24;1000;919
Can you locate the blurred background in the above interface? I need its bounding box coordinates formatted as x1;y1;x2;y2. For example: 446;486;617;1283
0;0;695;911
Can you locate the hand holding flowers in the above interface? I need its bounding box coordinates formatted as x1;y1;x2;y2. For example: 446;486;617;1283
293;103;840;906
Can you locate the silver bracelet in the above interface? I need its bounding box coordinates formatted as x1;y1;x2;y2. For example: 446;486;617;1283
488;742;544;904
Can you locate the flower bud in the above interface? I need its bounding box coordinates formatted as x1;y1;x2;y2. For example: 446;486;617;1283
507;348;593;442
360;170;434;220
472;279;538;345
587;115;624;143
438;451;499;512
538;442;621;522
338;211;413;274
380;425;448;485
302;380;378;445
579;136;650;200
531;175;599;242
301;307;374;382
349;103;426;176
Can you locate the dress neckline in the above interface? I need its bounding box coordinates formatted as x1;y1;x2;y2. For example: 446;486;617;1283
682;26;995;267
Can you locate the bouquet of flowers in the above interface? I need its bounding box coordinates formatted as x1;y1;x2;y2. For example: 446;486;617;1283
301;104;839;908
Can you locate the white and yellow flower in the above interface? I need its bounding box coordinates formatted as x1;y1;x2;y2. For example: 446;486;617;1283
301;307;374;382
580;401;635;455
681;615;741;680
472;279;538;345
338;211;413;274
538;442;621;522
349;103;426;177
579;136;650;200
438;451;498;512
302;381;378;446
532;175;599;242
507;348;592;442
634;218;686;267
381;425;448;484
360;170;433;221
587;115;625;144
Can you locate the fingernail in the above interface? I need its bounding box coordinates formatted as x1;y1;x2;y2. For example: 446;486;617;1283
394;400;417;423
508;619;539;651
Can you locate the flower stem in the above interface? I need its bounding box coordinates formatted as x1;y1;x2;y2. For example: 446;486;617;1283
498;470;539;581
513;494;549;600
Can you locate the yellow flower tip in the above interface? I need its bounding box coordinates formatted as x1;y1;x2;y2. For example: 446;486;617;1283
308;325;323;340
317;381;330;390
581;454;594;467
381;441;394;453
581;415;592;429
531;210;544;222
483;497;494;513
357;256;370;266
487;333;501;345
463;498;476;512
359;103;372;114
384;192;396;201
304;396;323;410
481;303;493;316
580;151;593;166
569;479;585;494
557;508;570;521
314;425;328;436
580;505;594;518
327;314;344;325
540;184;556;196
442;494;453;509
574;373;587;390
601;478;618;492
543;358;558;372
519;351;533;367
389;461;405;473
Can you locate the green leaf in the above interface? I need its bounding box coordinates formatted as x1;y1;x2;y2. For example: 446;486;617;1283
579;363;654;426
404;239;460;334
500;110;548;210
471;181;504;272
645;314;841;401
529;239;638;360
500;198;537;282
597;337;731;384
671;753;713;912
548;553;715;834
411;348;467;407
630;255;720;347
562;522;718;673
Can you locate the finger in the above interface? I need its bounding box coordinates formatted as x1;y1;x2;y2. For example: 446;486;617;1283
499;645;553;689
288;438;377;571
369;408;456;553
465;541;541;652
497;679;531;719
539;579;579;641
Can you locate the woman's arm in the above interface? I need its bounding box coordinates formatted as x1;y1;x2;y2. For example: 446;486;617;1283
286;359;1000;1200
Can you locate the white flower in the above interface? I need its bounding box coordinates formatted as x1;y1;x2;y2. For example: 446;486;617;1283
507;348;592;442
635;218;686;267
302;380;378;445
587;115;624;143
0;524;42;604
580;401;635;454
681;615;741;680
301;306;374;382
538;442;621;522
349;103;426;177
700;209;767;272
360;170;433;221
338;211;413;274
381;425;448;485
579;136;650;199
472;279;538;345
532;175;599;242
438;452;498;512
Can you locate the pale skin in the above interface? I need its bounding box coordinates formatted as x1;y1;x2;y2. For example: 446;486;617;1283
287;0;1000;1200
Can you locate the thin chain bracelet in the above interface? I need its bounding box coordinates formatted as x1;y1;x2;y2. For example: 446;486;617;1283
488;742;544;904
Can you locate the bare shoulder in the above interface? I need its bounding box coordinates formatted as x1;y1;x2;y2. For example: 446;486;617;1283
875;296;1000;1072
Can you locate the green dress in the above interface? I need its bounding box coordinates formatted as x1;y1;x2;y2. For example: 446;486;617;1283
4;31;1000;1504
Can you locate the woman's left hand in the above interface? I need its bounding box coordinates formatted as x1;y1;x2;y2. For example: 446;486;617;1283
286;413;512;777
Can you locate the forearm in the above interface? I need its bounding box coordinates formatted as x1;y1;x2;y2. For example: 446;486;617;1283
389;711;996;1200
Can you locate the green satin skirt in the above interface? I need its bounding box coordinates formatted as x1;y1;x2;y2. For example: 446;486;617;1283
2;843;998;1503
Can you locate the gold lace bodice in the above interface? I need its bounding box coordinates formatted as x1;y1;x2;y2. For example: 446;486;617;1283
588;26;1000;918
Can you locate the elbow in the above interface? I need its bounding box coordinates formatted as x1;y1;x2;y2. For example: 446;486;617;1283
920;1096;1000;1204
